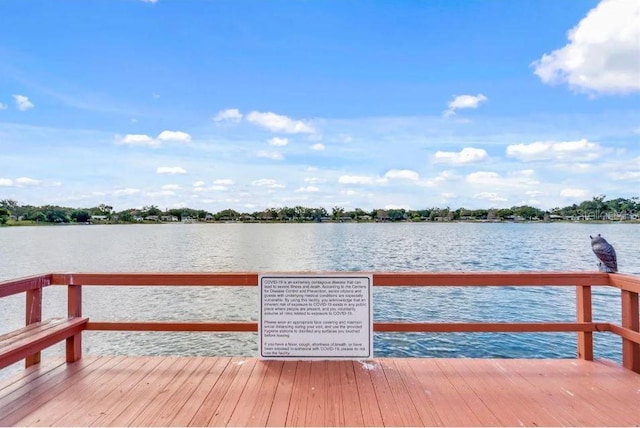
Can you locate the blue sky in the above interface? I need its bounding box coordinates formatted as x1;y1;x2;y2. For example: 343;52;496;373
1;0;639;212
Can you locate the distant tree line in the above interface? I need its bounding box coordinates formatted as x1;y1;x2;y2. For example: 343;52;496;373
0;195;638;225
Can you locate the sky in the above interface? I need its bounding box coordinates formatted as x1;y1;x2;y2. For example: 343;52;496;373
0;0;639;213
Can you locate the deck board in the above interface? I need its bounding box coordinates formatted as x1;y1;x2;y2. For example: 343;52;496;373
286;361;311;427
352;361;385;427
1;356;639;427
428;359;492;426
0;355;112;426
188;356;248;427
167;356;231;427
20;356;139;427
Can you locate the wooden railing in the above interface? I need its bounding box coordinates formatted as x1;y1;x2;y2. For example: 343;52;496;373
1;272;639;373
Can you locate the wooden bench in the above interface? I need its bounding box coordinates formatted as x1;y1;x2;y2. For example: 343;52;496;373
0;317;89;370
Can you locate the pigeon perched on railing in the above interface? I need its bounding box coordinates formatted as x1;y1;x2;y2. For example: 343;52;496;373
590;234;618;273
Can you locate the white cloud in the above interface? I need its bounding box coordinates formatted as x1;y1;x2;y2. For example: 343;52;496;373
256;150;284;160
338;175;387;185
443;94;487;117
466;171;500;185
560;188;588;199
517;169;535;176
310;143;326;151
147;190;175;197
213;108;243;123
112;188;141;196
532;0;640;95
13;94;34;111
435;170;460;182
192;180;233;192
506;139;603;162
251;179;285;188
213;179;235;185
294;186;320;193
246;111;315;134
384;169;419;181
141;0;158;3
0;177;46;188
466;170;539;187
474;192;507;202
304;177;327;184
0;102;7;110
157;166;187;175
157;130;191;143
193;184;229;192
434;147;488;164
609;171;640;181
384;204;411;210
117;134;158;147
162;184;181;190
269;137;289;146
15;177;41;186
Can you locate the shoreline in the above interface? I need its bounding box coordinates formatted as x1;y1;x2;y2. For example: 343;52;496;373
2;219;639;227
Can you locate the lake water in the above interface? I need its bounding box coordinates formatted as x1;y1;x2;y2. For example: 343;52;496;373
1;222;638;379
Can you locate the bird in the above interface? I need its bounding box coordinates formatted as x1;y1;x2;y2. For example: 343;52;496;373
590;234;618;273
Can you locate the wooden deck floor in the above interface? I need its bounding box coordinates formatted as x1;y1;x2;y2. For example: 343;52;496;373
1;356;639;427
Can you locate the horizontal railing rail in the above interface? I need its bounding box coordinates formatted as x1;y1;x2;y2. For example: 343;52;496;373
1;271;638;373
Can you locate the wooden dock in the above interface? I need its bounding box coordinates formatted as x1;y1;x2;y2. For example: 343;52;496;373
1;271;639;426
2;356;639;427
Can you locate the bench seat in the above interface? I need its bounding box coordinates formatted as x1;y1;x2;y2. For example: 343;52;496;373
0;317;89;369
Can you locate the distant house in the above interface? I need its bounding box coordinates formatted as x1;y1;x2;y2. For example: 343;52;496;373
144;215;159;222
90;215;108;222
376;210;390;222
160;215;178;222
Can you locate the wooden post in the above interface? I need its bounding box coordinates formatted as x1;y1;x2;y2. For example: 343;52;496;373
25;287;43;367
621;289;640;373
576;283;593;360
67;284;83;362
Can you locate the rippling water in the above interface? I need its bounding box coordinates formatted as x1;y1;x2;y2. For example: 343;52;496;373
1;222;638;378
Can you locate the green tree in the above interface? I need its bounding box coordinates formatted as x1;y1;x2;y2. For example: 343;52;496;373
30;211;46;222
387;209;406;221
332;206;344;220
119;212;134;222
97;204;113;216
513;205;542;220
592;194;606;220
214;209;240;220
0;199;18;212
142;205;162;216
71;210;91;223
46;209;70;223
0;207;9;224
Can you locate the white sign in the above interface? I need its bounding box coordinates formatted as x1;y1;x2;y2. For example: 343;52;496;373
259;274;373;359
